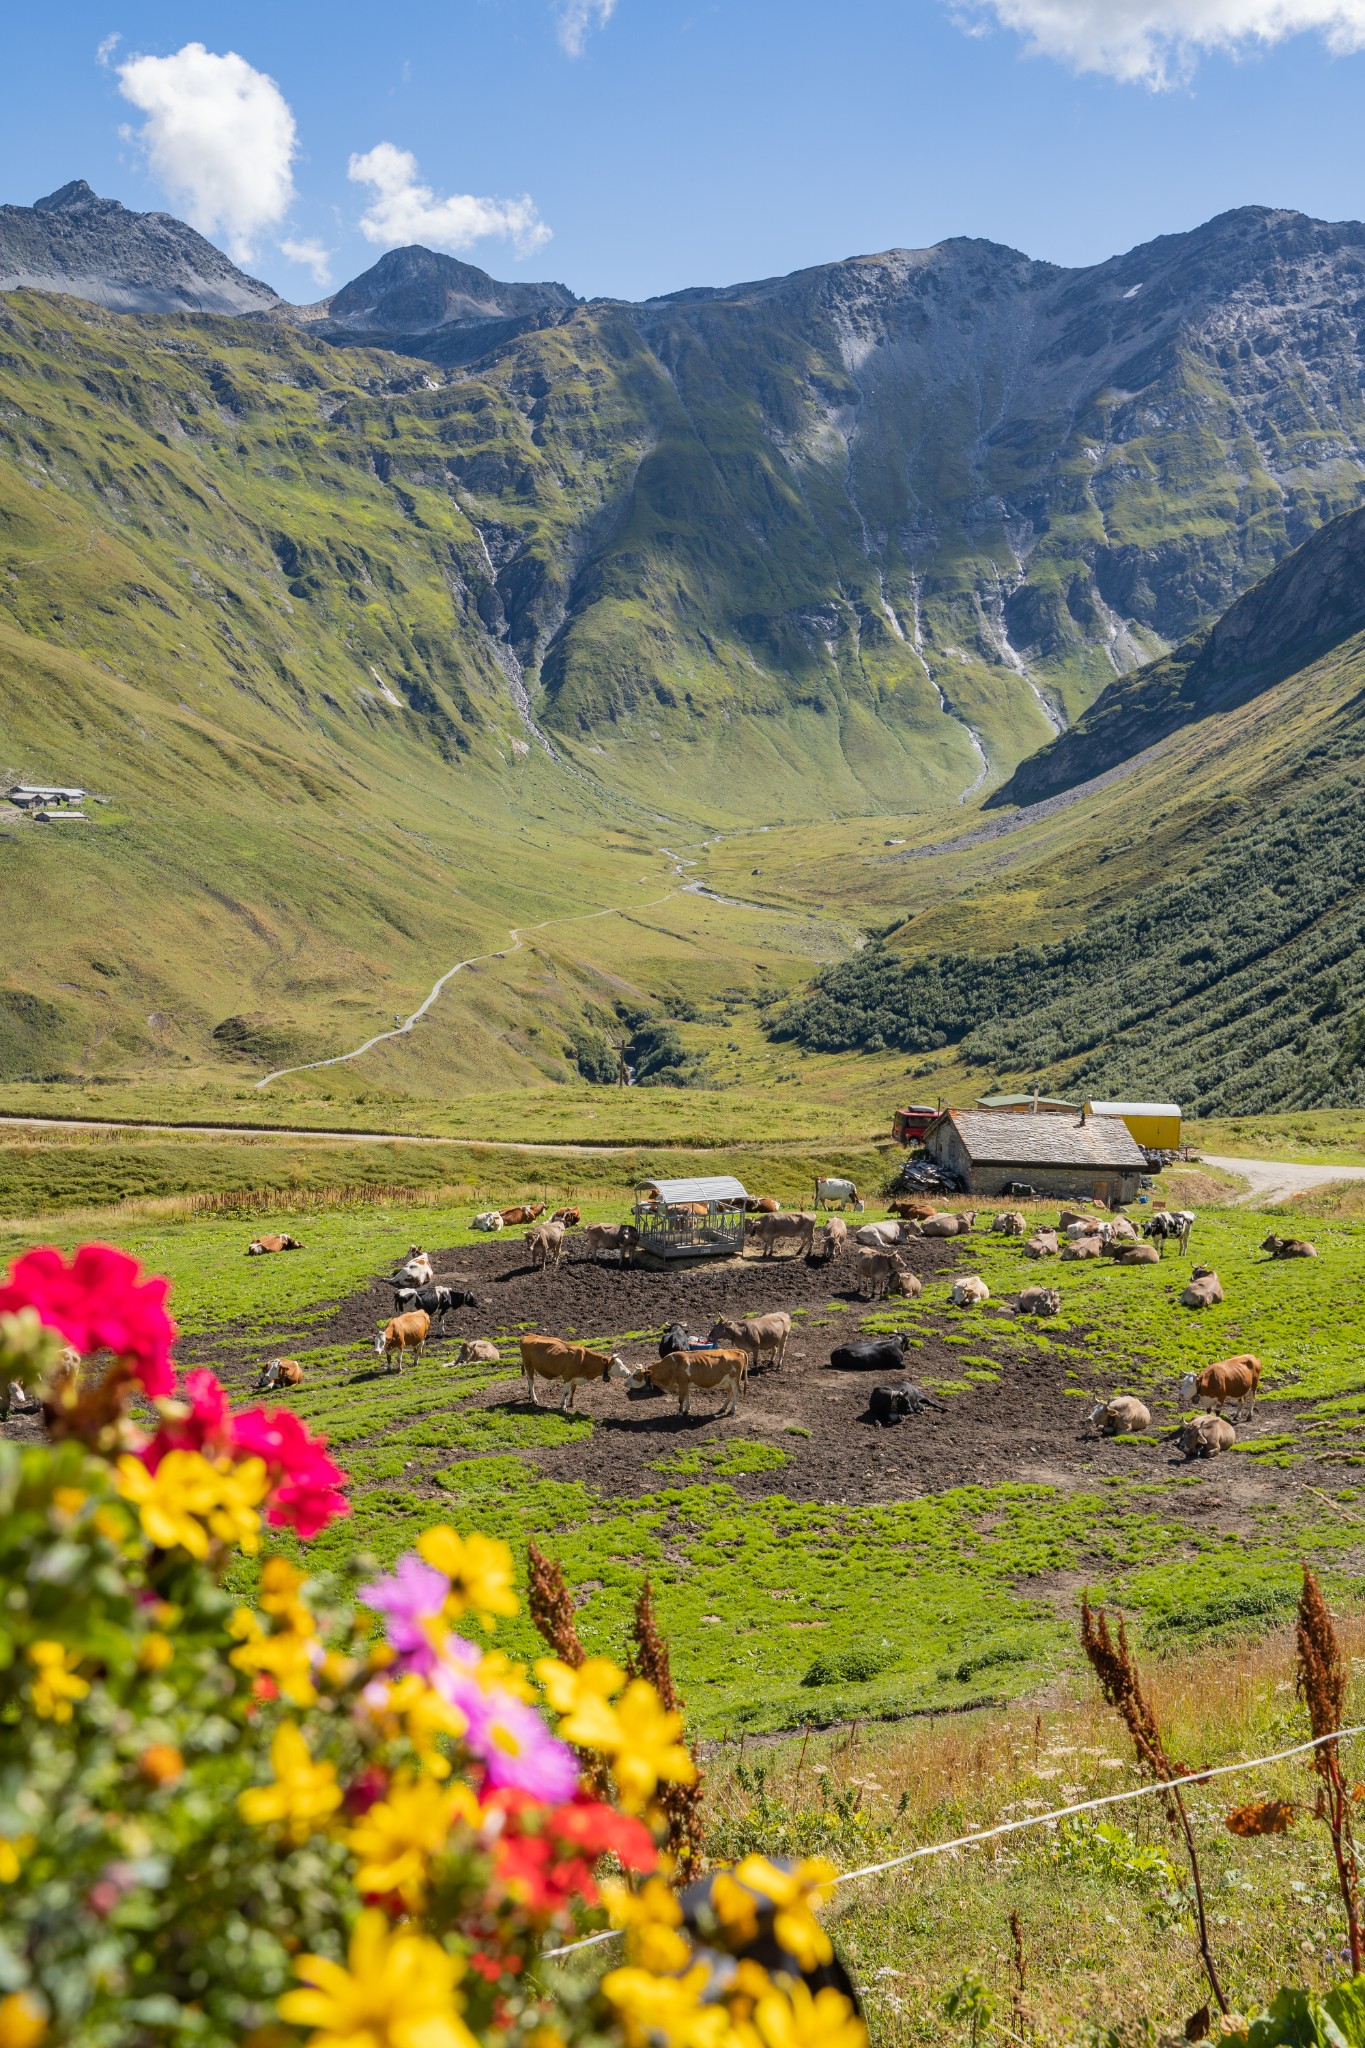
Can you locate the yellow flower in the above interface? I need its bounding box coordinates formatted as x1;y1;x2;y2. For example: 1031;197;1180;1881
229;1609;318;1708
610;1682;697;1815
377;1672;469;1777
238;1723;342;1844
204;1455;268;1553
116;1449;265;1559
469;1647;534;1702
50;1486;87;1521
605;1875;692;1975
0;1835;34;1884
752;1981;867;2048
417;1526;519;1627
260;1556;316;1636
346;1774;477;1909
278;1908;476;2048
535;1654;625;1716
711;1869;761;1948
733;1857;836;1974
0;1991;47;2048
600;1963;730;2048
26;1641;89;1723
138;1632;175;1673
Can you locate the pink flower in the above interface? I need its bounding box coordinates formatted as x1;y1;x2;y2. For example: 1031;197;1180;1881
140;1369;233;1472
0;1243;176;1396
231;1406;349;1539
466;1689;578;1802
360;1556;449;1662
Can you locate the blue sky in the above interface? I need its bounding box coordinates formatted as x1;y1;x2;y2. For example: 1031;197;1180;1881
5;1;1365;302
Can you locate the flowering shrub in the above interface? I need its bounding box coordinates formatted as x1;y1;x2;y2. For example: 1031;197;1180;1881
0;1244;867;2047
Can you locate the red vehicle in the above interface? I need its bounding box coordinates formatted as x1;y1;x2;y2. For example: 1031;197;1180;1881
892;1105;939;1146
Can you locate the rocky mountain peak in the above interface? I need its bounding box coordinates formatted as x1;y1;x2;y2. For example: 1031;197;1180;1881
296;243;580;367
0;178;278;316
33;180;113;215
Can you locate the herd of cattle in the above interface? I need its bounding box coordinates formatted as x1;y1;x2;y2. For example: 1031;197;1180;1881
220;1195;1325;1471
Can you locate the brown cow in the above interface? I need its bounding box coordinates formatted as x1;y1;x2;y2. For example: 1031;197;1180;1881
551;1207;581;1226
255;1358;303;1391
1178;1354;1261;1420
501;1204;546;1227
1018;1286;1062;1316
647;1348;748;1417
708;1312;791;1373
745;1213;815;1259
1061;1237;1103;1261
247;1233;303;1256
1112;1245;1161;1266
820;1216;848;1262
1179;1414;1236;1459
856;1249;908;1300
375;1311;430;1372
455;1339;501;1366
890;1198;937;1220
1260;1234;1318;1259
519;1335;633;1410
581;1223;639;1264
1180;1270;1225;1309
1024;1231;1060;1259
526;1221;566;1271
919;1212;976;1238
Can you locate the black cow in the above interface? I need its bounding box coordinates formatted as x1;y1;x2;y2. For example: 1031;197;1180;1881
392;1284;480;1332
660;1321;692;1358
868;1381;946;1425
829;1334;910;1373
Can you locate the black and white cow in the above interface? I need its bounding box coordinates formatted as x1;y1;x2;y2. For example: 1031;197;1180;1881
391;1284;480;1332
1141;1211;1195;1257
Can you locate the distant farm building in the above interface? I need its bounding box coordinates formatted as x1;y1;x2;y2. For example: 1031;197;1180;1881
6;785;86;809
1084;1101;1182;1151
976;1092;1078;1115
923;1108;1148;1204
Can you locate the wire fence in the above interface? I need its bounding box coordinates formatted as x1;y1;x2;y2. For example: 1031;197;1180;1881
541;1722;1365;1962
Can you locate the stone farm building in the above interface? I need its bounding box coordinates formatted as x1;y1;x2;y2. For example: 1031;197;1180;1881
924;1109;1149;1203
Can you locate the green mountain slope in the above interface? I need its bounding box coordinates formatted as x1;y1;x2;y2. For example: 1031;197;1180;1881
769;508;1365;1113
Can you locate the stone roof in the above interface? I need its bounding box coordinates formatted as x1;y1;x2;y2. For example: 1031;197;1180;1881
933;1110;1148;1170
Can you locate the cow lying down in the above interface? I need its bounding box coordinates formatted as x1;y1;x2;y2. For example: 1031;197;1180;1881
829;1334;910;1373
867;1381;946;1425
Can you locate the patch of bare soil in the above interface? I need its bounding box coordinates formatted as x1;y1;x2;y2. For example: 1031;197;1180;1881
166;1236;1303;1523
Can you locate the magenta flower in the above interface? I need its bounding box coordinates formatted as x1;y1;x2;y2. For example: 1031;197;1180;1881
0;1243;176;1396
465;1689;579;1802
360;1556;450;1664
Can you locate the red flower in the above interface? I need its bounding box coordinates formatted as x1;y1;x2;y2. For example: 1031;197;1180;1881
493;1833;598;1914
140;1369;234;1472
0;1243;176;1396
546;1798;656;1872
231;1407;349;1538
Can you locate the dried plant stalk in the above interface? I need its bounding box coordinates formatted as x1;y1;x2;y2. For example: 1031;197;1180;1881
1297;1564;1361;1972
629;1578;705;1880
527;1541;586;1668
526;1542;610;1797
1081;1597;1227;2013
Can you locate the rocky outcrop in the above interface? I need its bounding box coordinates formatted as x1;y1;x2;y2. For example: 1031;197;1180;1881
990;502;1365;807
0;181;279;315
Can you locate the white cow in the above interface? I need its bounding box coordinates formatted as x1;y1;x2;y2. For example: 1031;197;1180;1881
815;1177;861;1211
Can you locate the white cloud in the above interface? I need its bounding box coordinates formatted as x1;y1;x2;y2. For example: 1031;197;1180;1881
279;237;334;290
555;0;619;57
348;143;552;258
96;32;121;67
116;42;297;259
958;0;1365;83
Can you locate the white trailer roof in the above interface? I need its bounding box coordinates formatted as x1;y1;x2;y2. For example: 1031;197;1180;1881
637;1175;748;1203
1086;1101;1181;1119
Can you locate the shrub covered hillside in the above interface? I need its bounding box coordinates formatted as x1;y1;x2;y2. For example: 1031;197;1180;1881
769;763;1365;1114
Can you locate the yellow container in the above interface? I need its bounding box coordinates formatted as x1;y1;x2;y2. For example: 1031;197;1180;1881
1085;1101;1181;1151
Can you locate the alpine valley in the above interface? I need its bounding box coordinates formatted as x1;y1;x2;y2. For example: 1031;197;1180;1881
5;178;1365;1116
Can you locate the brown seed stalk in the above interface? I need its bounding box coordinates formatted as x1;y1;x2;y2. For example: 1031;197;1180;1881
526;1542;610;1796
1080;1597;1227;2013
629;1578;705;1881
1296;1564;1361;1973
